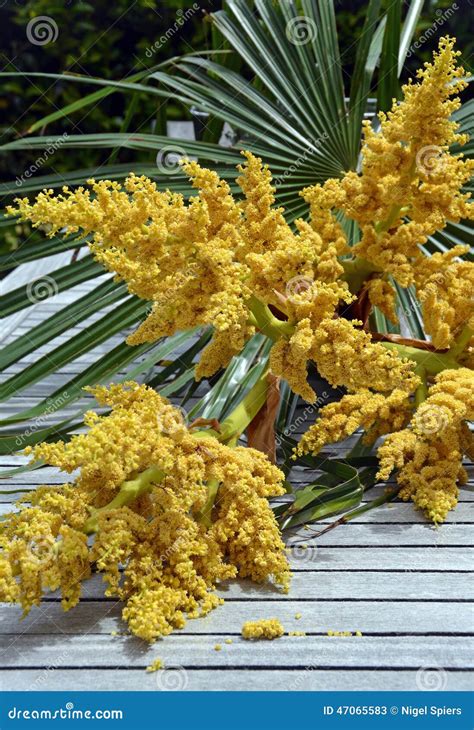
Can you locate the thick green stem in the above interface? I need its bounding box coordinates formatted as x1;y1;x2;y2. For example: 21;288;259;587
341;257;380;294
193;368;273;526
379;341;460;375
190;371;270;446
193;373;271;526
195;479;220;528
247;294;294;341
84;465;165;534
447;325;473;360
414;366;428;407
373;203;410;234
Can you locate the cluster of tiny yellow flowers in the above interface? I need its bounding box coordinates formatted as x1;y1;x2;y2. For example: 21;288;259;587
8;148;356;398
296;366;473;523
146;658;164;673
376;369;473;523
365;279;399;325
414;247;474;349
241;618;285;640
327;630;363;637
296;389;412;457
311;318;419;394
303;37;473;295
0;383;290;641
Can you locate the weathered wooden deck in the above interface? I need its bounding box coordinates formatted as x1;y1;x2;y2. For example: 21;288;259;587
0;254;473;691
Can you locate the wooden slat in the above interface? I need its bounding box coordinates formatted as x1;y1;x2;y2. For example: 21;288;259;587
6;570;469;602
1;599;470;635
1;668;471;692
287;524;473;546
2;634;472;670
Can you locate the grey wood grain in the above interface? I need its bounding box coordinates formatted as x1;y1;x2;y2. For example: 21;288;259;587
1;668;471;692
6;570;469;602
1;634;472;670
1;599;470;635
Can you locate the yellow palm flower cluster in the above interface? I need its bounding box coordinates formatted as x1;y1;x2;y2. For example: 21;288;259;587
241;618;285;640
414;247;474;349
376;369;473;523
295;389;412;456
298;367;473;522
9;150;356;392
0;383;290;641
303;37;473;292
